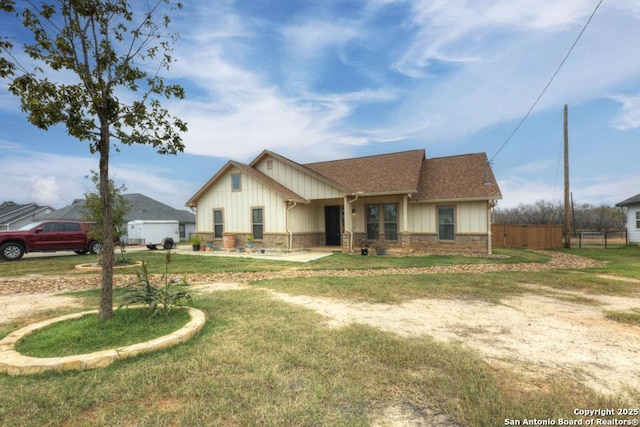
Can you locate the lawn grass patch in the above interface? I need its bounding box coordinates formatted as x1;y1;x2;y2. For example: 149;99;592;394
0;247;552;277
606;308;640;326
15;307;191;357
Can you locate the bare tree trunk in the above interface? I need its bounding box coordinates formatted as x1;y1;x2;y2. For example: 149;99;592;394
99;123;114;320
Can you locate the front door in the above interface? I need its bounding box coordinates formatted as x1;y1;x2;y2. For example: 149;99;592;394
324;206;341;246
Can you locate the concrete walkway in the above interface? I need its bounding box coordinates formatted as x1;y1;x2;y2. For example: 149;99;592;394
171;245;336;263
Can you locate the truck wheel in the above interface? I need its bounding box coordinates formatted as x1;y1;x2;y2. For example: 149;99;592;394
163;238;175;250
88;241;101;255
1;242;25;261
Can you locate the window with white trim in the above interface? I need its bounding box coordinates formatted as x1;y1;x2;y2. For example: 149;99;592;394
635;211;640;229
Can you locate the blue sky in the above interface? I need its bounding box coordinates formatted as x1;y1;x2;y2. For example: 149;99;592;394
1;0;639;210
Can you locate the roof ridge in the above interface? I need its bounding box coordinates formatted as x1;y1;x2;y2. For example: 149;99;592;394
304;149;426;166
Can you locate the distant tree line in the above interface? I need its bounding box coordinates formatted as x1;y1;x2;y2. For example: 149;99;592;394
492;200;626;232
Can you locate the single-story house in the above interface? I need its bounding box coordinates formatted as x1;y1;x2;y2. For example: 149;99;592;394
39;193;196;242
186;149;502;254
0;202;55;230
616;193;640;244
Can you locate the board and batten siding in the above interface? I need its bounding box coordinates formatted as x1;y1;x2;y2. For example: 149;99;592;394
406;201;489;234
195;167;287;234
627;205;640;243
255;156;344;200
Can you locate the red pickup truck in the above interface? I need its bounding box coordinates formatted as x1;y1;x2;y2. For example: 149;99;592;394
0;221;101;261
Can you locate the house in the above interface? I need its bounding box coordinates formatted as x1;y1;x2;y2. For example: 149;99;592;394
38;193;196;242
616;193;640;244
0;202;55;230
186;149;502;254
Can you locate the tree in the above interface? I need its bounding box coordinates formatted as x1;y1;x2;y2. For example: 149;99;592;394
81;171;130;263
0;0;187;319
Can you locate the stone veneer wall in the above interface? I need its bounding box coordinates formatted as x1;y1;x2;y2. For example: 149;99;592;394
404;233;489;254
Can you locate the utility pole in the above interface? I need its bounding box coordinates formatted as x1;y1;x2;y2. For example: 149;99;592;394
564;104;571;248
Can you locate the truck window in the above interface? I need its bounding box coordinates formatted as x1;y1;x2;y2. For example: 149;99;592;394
63;223;81;232
42;223;60;232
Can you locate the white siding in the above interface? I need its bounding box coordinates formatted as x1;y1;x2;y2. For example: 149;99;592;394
195;166;286;234
255;155;344;200
627;205;640;244
456;201;489;233
406;201;488;233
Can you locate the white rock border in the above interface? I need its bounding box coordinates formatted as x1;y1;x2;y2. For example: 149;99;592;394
0;307;205;375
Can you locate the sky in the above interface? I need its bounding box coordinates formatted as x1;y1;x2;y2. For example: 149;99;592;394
1;0;639;211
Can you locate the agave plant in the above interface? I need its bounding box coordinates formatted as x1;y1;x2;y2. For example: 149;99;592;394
118;252;192;318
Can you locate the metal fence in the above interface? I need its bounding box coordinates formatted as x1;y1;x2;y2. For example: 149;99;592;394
572;230;627;249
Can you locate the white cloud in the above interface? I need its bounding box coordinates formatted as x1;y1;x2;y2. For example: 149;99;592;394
610;94;640;131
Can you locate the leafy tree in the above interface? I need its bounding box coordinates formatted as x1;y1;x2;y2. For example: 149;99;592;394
81;171;130;263
493;200;626;231
0;0;187;319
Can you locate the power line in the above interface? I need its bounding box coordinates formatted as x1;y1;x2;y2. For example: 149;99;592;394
489;0;604;163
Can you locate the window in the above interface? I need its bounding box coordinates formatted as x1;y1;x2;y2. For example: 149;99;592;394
438;207;455;241
636;211;640;229
213;209;224;238
179;224;186;239
366;204;398;240
62;222;80;232
42;222;60;233
231;173;241;191
252;208;264;240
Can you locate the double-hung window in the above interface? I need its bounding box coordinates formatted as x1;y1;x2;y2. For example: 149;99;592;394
438;207;455;241
636;211;640;229
252;208;264;240
213;209;224;238
366;204;398;240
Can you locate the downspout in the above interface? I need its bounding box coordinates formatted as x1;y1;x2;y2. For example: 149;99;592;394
487;200;496;255
347;195;359;253
286;201;297;251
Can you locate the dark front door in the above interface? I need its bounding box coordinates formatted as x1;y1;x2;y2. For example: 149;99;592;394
325;206;341;246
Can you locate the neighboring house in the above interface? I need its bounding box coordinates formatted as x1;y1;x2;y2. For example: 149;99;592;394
186;149;502;254
616;193;640;244
38;193;196;242
0;202;55;230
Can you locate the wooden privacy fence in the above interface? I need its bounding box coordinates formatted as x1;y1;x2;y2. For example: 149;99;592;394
492;224;563;250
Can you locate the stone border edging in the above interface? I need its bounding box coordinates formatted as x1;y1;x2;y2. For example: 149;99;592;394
0;307;205;375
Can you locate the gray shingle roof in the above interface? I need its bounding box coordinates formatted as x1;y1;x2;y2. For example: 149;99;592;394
616;193;640;207
39;194;195;223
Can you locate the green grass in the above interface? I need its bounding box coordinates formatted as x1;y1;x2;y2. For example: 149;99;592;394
606;308;640;326
1;247;639;425
0;247;550;277
15;308;191;357
0;290;629;426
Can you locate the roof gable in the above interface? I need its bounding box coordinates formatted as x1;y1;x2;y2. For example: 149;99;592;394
0;203;54;225
186;160;308;206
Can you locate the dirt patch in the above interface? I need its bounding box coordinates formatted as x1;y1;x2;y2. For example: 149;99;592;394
271;289;640;398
